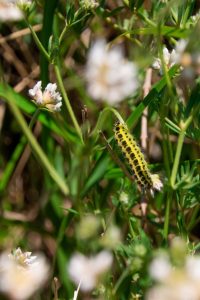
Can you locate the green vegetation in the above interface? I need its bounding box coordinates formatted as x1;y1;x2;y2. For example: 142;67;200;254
0;0;200;299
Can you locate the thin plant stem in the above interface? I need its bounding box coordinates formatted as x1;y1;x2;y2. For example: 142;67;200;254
157;23;174;98
52;215;68;272
54;64;84;144
113;266;131;295
0;108;40;192
166;127;173;164
28;23;50;61
73;280;81;300
164;115;193;238
29;108;40;129
59;23;69;45
91;107;124;138
170;116;193;189
163;189;173;239
170;130;186;188
7;96;69;195
161;125;171;178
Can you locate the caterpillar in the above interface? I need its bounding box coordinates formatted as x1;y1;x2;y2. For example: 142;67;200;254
114;121;163;195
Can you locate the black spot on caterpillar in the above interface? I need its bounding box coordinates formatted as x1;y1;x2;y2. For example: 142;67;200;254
114;122;163;195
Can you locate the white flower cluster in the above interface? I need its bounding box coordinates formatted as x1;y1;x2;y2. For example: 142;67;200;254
0;248;49;300
171;39;188;65
153;40;200;79
8;247;37;267
191;11;200;24
79;0;99;10
16;0;32;11
150;173;163;196
85;39;138;106
152;40;188;73
0;0;22;22
68;250;113;292
0;0;31;22
29;81;62;112
146;251;200;300
152;47;176;73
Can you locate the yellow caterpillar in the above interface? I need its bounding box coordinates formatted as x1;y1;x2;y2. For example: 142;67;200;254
114;121;162;195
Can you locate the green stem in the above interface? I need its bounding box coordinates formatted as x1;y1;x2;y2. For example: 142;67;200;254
164;115;193;238
29;108;40;129
166;128;173;165
0;108;40;192
163;190;173;239
54;64;84;144
160;110;171;178
158;46;173;98
91;107;125;137
170;130;185;188
162;130;171;178
59;23;69;45
113;266;130;295
170;116;193;189
52;215;68;271
28;23;50;61
7;98;69;195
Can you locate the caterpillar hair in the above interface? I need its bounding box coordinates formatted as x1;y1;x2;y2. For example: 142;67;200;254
114;121;163;195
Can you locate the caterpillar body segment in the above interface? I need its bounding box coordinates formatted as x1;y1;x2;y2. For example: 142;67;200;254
114;122;163;195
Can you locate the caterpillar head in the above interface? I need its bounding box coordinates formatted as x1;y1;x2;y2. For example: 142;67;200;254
150;174;163;196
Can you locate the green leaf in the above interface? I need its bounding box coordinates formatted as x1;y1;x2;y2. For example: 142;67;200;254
2;86;69;195
165;117;181;134
175;161;200;190
41;0;58;85
66;2;76;24
81;153;112;197
57;247;73;296
105;167;123;179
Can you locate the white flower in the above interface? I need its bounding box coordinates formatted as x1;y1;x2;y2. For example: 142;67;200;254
85;39;138;105
0;248;49;300
146;247;200;300
29;81;62;112
146;284;200;300
0;0;23;22
150;174;163;196
170;39;188;65
8;247;37;267
191;11;200;23
16;0;32;11
152;47;175;73
68;251;113;292
186;256;200;281
0;0;32;21
149;254;171;282
16;0;32;5
79;0;99;9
